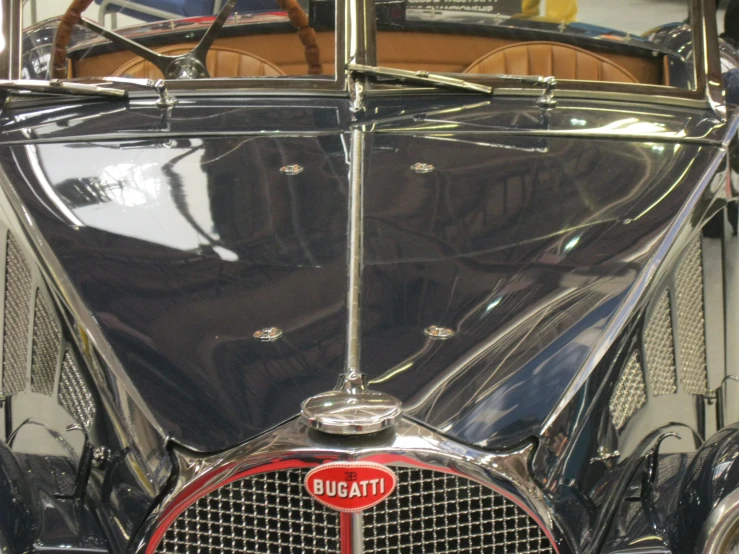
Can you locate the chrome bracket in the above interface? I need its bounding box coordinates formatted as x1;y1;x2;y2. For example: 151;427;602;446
590;446;621;465
536;76;557;109
704;375;739;429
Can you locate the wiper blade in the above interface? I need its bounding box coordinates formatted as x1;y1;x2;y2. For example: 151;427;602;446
0;79;126;99
347;63;493;94
347;64;558;107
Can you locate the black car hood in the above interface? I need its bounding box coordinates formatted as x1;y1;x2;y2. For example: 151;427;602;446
0;97;722;452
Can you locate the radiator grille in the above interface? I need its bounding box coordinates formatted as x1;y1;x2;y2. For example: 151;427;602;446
643;292;677;396
155;468;340;554
674;235;708;395
609;350;646;430
2;233;32;397
363;467;554;554
58;349;95;430
31;291;60;396
155;466;555;554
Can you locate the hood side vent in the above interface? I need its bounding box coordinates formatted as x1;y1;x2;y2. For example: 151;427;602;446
0;229;96;433
59;349;95;430
609;350;646;430
31;290;61;396
643;291;678;396
674;234;708;395
2;232;32;398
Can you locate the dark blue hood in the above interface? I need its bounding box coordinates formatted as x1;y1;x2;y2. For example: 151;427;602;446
0;95;723;452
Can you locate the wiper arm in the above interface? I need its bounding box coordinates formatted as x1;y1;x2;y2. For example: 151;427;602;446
347;63;493;94
0;79;126;99
347;63;557;107
97;77;177;107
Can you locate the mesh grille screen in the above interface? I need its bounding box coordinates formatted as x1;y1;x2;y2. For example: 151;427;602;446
363;468;553;554
609;350;646;430
156;467;555;554
156;468;340;554
58;350;95;430
2;233;32;397
674;235;708;395
643;292;677;396
31;291;60;396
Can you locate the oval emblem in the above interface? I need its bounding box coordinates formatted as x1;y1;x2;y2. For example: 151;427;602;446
305;462;397;512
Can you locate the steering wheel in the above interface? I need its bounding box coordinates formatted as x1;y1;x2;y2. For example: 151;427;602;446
50;0;322;79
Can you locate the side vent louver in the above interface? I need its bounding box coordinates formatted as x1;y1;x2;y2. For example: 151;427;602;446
59;349;95;430
31;291;61;396
643;292;677;396
0;230;96;432
2;233;32;397
674;235;708;395
613;232;710;431
609;350;646;430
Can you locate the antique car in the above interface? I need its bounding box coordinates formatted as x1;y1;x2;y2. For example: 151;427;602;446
0;0;738;552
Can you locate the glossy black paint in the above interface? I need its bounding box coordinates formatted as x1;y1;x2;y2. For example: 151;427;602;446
0;96;725;453
0;440;33;554
673;424;739;553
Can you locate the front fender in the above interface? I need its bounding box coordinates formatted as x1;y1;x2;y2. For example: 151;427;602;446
0;439;34;553
676;424;739;553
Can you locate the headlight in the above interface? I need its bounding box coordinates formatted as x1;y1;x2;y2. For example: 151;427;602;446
701;489;739;554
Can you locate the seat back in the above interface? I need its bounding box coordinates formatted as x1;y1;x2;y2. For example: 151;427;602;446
113;44;285;78
463;41;638;83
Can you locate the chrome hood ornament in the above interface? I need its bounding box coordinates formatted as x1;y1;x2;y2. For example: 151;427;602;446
300;128;402;435
301;389;402;435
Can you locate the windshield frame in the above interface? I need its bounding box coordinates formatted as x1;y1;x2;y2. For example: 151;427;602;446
356;0;725;116
0;0;726;114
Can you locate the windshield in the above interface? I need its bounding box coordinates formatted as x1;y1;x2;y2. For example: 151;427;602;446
20;0;337;82
375;0;696;90
18;0;700;90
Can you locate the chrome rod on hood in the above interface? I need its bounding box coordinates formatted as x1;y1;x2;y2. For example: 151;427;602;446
300;128;402;436
344;126;365;393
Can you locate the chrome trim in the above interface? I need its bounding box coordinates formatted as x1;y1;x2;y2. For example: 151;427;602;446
423;325;454;339
411;162;435;174
698;487;739;554
134;417;559;554
252;326;283;341
0;0;22;80
352;512;364;554
695;0;726;120
300;389;402;435
344;126;364;391
279;164;304;176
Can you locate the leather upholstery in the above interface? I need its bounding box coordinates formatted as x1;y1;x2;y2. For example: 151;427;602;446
112;44;285;78
463;41;639;83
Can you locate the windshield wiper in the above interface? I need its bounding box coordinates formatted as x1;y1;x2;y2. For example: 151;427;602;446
95;77;178;108
347;63;557;107
347;63;493;94
0;79;126;100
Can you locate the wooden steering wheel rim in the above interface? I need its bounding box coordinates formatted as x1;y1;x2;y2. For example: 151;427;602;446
50;0;95;78
50;0;322;79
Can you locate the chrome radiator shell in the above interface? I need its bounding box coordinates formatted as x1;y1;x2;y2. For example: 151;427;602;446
136;418;563;554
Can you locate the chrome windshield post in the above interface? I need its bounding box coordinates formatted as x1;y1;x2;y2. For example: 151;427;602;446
695;0;726;119
0;0;22;80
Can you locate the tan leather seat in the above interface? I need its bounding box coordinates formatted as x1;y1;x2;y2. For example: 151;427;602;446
463;41;638;83
113;44;285;79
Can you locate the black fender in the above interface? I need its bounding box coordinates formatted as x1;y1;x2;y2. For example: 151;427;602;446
674;423;739;553
0;438;35;554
